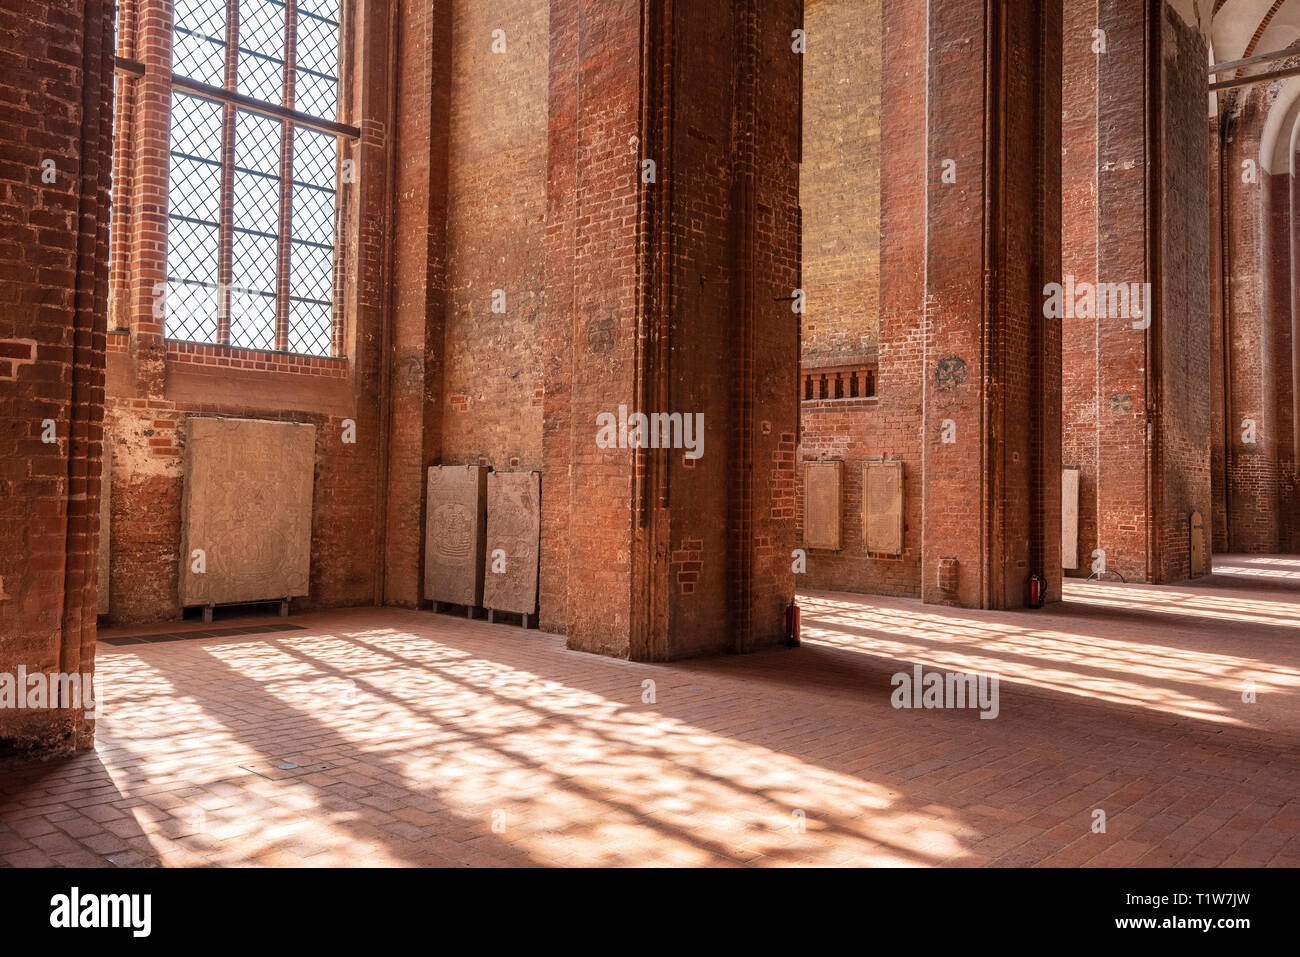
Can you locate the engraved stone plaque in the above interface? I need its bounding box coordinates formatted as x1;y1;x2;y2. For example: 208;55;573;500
1189;510;1208;578
1062;467;1081;570
180;418;316;607
803;461;843;550
862;461;904;556
425;465;488;606
98;433;111;615
482;471;540;616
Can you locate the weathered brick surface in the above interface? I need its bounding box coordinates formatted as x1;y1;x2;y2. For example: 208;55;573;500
102;0;391;625
383;0;450;608
1222;88;1285;554
796;0;925;599
442;0;547;471
1060;0;1211;585
542;0;801;660
0;0;115;754
799;0;880;362
918;0;1062;608
1155;5;1213;583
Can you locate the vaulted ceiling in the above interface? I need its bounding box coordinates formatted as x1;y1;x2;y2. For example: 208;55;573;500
1212;0;1300;63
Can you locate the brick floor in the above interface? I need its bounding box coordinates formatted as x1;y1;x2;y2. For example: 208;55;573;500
2;555;1298;867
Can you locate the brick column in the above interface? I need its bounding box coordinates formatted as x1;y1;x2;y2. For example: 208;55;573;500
127;0;174;396
919;0;1062;608
1223;89;1281;554
0;0;115;754
1061;0;1211;584
381;0;451;606
1292;143;1300;551
542;0;800;658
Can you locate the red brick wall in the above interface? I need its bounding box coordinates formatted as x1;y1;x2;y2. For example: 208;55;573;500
1210;113;1228;551
541;0;800;658
1061;0;1212;584
1290;154;1300;553
1222;88;1282;553
103;0;391;625
383;0;450;608
917;0;1062;608
1062;0;1150;583
0;0;115;753
1156;4;1212;581
1061;0;1101;579
796;0;925;599
442;0;547;470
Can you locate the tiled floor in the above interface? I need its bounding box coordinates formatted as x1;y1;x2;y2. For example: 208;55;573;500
2;555;1298;867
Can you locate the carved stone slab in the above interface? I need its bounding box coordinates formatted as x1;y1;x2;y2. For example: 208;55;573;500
425;465;488;606
1189;510;1208;578
180;418;315;607
862;461;904;556
482;471;540;615
98;433;111;615
1062;467;1081;570
803;461;843;550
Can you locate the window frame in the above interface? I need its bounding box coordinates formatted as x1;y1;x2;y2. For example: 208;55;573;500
162;0;357;358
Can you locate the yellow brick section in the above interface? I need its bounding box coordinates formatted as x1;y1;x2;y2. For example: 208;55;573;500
800;0;881;362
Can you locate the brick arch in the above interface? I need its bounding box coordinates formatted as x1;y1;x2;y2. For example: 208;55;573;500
1244;0;1290;58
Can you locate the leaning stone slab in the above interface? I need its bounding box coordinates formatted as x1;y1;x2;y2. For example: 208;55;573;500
425;465;489;607
482;471;541;616
180;418;315;607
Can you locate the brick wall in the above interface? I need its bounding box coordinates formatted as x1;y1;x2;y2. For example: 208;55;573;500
1222;88;1283;553
1061;0;1100;578
796;0;924;599
0;0;115;754
799;0;880;362
541;0;800;659
442;0;547;471
1156;4;1212;582
103;0;391;625
1060;0;1212;584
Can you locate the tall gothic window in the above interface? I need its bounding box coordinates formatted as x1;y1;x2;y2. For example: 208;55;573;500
166;0;345;356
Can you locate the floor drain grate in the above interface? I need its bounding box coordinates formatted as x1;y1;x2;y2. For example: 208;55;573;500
239;757;337;781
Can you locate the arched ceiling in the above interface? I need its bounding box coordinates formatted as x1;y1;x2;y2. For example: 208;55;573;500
1212;0;1300;65
1211;0;1300;170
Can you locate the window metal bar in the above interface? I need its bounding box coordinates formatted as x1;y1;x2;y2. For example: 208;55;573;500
275;0;299;352
170;74;358;138
216;0;240;345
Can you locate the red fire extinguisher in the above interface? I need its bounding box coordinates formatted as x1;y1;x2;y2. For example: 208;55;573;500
1027;574;1045;609
785;599;801;647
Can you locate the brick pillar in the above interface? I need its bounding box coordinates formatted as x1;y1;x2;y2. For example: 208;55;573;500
1062;0;1102;582
542;0;800;658
0;0;115;754
1061;0;1211;583
1210;112;1229;553
381;0;451;607
126;0;173;396
1152;4;1212;581
1223;89;1281;554
919;0;1062;608
1292;145;1300;552
1268;151;1295;554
